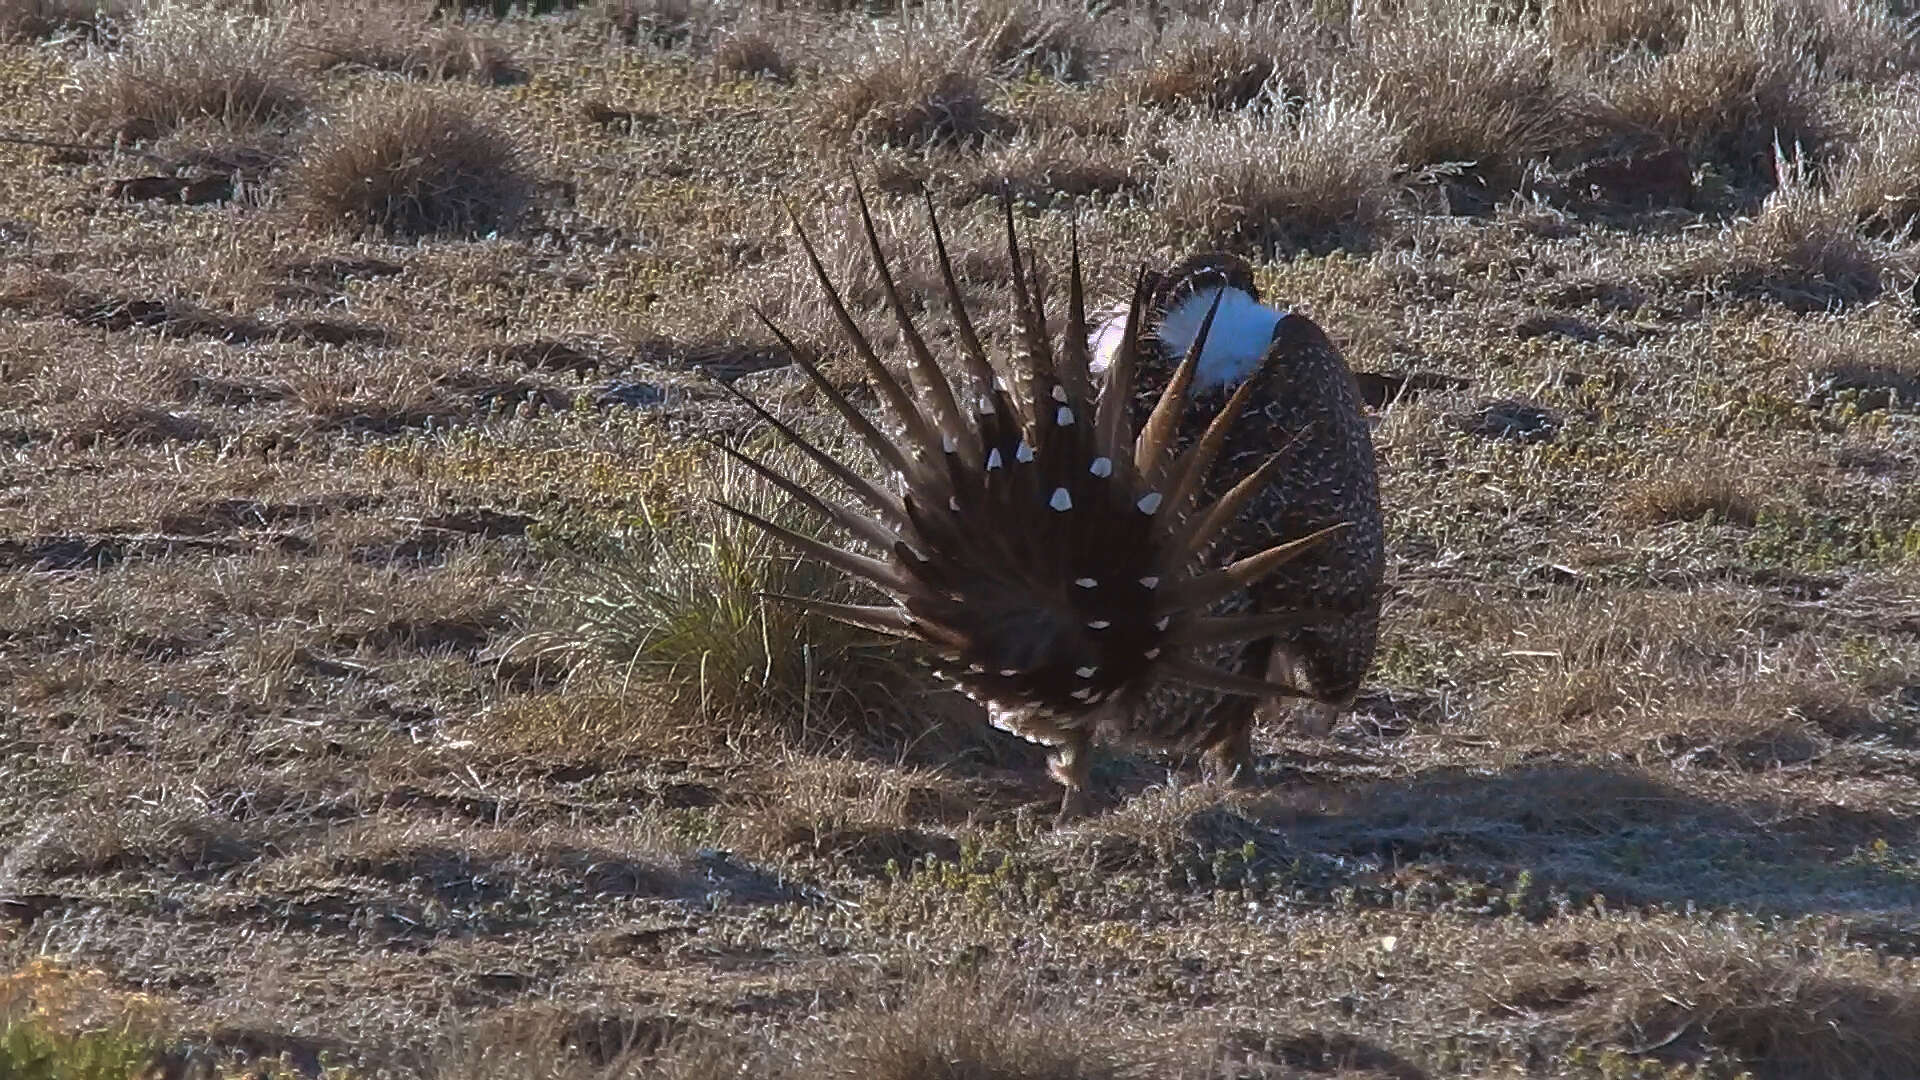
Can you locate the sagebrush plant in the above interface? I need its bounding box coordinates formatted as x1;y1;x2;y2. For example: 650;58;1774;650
67;0;304;142
291;88;532;238
1155;85;1403;252
547;440;929;744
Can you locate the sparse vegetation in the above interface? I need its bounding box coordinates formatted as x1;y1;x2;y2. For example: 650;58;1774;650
2;0;1919;1076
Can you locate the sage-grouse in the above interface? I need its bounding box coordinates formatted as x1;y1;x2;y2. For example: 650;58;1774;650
716;185;1354;821
1091;255;1385;776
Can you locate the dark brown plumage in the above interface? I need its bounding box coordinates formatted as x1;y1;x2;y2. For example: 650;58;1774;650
1093;253;1385;782
714;184;1346;821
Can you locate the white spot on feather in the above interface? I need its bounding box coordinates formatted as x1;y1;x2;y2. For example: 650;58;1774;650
1051;384;1068;402
949;496;960;511
1139;576;1160;589
1137;492;1163;514
1154;616;1171;630
977;394;995;414
1144;648;1161;659
1070;687;1093;700
1049;487;1072;511
941;434;956;453
1075;666;1097;678
1016;441;1035;463
1056;405;1074;426
1089;457;1112;477
987;448;1004;469
999;668;1019;677
1074;577;1097;588
1087;619;1110;629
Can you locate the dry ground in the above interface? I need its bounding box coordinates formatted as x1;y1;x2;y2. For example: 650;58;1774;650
2;0;1918;1077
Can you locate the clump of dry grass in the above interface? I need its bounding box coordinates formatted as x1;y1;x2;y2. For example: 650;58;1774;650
1598;3;1830;186
607;0;708;50
1547;0;1693;60
713;23;793;82
1830;96;1920;236
1155;85;1403;252
535;441;934;749
1617;456;1765;527
789;978;1138;1080
0;0;125;42
818;27;1004;149
301;21;522;85
291;89;532;238
1581;930;1920;1080
1690;144;1892;306
949;0;1098;82
1129;9;1329;112
964;126;1150;205
67;0;305;143
1357;0;1594;193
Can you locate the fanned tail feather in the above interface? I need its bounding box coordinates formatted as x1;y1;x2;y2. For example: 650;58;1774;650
711;179;1342;719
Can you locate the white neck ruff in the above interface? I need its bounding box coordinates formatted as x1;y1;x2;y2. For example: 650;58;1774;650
1088;287;1284;393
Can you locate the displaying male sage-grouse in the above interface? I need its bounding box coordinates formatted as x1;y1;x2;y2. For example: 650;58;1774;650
1088;254;1385;778
714;183;1364;821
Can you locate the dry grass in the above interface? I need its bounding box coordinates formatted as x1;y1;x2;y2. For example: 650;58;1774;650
0;0;125;43
66;0;304;143
1357;0;1593;193
290;88;532;238
712;22;793;83
1598;3;1831;186
1616;457;1764;526
949;0;1097;83
817;26;1004;149
528;443;936;749
1128;9;1327;112
1155;85;1403;252
1685;144;1896;305
300;20;522;85
785;979;1139;1080
1580;928;1920;1080
1830;94;1920;236
4;2;1920;1078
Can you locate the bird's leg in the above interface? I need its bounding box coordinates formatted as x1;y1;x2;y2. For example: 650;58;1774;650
1203;711;1257;788
1203;635;1273;788
1048;729;1093;825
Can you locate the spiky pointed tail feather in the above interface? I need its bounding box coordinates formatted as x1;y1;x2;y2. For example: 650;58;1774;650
712;183;1341;722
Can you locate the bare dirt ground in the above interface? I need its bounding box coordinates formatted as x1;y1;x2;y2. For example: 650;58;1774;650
1;1;1917;1077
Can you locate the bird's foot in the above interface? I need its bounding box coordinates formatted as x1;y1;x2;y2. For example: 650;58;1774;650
1054;787;1093;826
